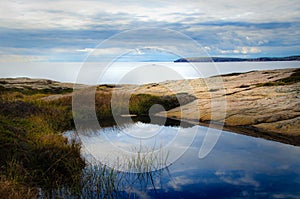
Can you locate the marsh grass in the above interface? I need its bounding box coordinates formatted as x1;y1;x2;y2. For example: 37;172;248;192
43;143;170;198
0;176;38;199
94;91;187;127
0;84;179;198
126;144;170;174
0;85;73;96
80;164;120;199
129;94;180;116
0;88;85;197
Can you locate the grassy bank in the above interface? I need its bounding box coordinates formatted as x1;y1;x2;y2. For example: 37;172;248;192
0;88;85;198
0;84;187;197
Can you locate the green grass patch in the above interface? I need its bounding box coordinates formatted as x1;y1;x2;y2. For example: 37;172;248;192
94;92;193;125
0;85;193;196
129;94;180;115
0;88;85;196
0;85;73;95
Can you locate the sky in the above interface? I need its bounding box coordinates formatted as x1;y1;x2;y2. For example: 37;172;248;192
0;0;299;63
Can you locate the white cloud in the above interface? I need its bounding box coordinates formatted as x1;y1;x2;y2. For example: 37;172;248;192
76;46;179;57
134;48;145;55
240;47;261;54
0;0;299;61
0;47;49;62
204;46;211;51
76;47;126;55
0;0;299;30
167;175;197;191
215;170;260;187
219;47;261;55
0;54;46;62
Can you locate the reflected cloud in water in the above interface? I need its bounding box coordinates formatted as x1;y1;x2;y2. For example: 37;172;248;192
65;122;300;198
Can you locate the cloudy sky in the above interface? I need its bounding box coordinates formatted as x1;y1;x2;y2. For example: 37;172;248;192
0;0;299;62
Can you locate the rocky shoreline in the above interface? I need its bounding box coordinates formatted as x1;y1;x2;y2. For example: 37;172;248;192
132;68;300;146
1;68;299;146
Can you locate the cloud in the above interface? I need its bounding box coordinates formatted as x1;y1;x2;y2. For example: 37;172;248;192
219;47;261;54
0;0;299;61
0;47;48;62
215;170;260;187
167;175;198;191
76;47;125;55
0;0;299;30
0;54;46;62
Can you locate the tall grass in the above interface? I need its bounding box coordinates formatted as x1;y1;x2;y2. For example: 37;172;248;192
0;84;185;197
129;94;180;116
39;143;170;198
0;176;38;199
95;91;191;127
0;88;85;197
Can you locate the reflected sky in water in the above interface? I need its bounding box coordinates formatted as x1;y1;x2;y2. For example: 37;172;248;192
65;122;300;198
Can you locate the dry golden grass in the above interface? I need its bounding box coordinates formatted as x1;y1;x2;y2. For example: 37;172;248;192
0;179;38;199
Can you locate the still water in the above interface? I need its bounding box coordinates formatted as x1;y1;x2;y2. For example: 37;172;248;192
64;121;300;199
1;61;299;84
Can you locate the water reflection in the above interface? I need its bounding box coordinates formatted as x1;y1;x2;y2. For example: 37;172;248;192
63;122;300;198
66;118;198;172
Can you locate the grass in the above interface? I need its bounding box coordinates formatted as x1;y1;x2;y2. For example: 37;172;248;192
94;91;191;127
129;94;180;116
38;145;170;198
126;144;170;173
0;88;85;197
257;68;300;87
80;164;120;199
0;83;185;197
0;85;73;95
0;176;38;199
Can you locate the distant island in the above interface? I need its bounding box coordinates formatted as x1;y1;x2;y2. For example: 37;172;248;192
174;55;300;62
